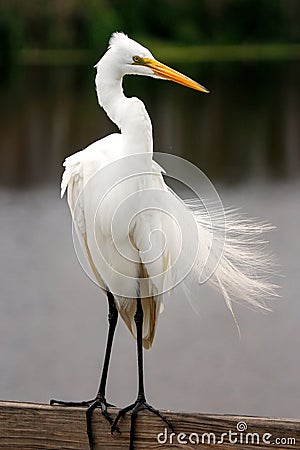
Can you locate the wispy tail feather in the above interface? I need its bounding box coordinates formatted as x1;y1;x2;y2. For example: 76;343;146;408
184;198;279;317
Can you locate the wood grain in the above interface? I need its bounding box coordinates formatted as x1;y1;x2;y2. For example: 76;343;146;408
0;401;299;449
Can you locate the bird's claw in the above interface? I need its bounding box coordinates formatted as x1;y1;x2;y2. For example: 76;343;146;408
86;395;120;449
111;397;173;450
50;394;115;410
50;394;119;450
50;398;94;407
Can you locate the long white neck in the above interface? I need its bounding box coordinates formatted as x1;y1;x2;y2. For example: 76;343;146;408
95;63;153;155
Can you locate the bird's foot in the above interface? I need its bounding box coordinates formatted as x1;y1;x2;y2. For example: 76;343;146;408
111;395;173;450
85;394;120;449
51;393;119;450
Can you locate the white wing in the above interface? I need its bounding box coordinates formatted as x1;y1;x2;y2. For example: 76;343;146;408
61;135;169;348
61;133;124;289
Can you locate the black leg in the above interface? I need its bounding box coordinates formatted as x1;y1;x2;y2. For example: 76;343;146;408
85;291;119;448
135;297;146;402
50;291;119;449
111;298;173;450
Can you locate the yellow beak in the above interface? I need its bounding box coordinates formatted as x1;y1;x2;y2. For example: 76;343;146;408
142;58;209;93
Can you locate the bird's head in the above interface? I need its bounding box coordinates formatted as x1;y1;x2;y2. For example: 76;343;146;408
95;32;209;94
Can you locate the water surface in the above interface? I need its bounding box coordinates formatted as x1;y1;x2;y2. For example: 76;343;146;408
0;61;299;419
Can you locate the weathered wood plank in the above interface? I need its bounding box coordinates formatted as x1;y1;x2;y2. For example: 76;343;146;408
0;401;299;449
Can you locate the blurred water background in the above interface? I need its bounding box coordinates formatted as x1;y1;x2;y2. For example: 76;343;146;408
0;0;300;420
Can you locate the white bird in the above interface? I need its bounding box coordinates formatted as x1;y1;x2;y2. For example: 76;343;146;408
51;32;277;450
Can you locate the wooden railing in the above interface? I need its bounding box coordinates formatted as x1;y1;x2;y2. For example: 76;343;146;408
0;401;299;449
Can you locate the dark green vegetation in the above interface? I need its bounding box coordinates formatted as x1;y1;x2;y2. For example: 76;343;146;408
1;0;300;65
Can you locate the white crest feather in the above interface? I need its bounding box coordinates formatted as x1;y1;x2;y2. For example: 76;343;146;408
108;32;130;49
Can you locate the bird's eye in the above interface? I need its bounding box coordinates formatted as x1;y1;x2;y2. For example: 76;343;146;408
133;55;142;64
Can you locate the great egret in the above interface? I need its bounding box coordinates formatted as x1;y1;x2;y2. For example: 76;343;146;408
51;32;276;450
